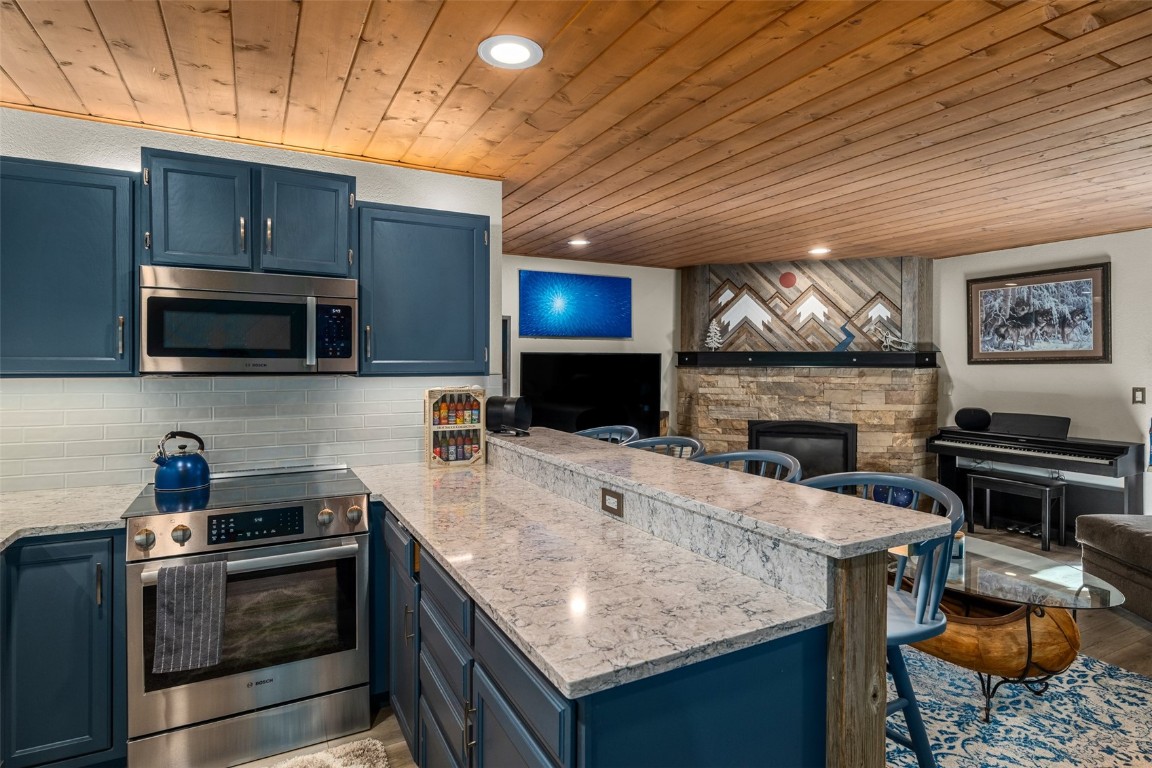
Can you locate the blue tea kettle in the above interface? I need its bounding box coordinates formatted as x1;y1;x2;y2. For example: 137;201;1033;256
152;431;210;492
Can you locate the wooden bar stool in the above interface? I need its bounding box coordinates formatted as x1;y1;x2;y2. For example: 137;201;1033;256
967;473;1067;551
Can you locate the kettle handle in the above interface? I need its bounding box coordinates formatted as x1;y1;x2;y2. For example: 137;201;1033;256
157;430;206;458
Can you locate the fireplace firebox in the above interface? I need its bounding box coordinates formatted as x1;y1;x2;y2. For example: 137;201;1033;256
747;421;858;478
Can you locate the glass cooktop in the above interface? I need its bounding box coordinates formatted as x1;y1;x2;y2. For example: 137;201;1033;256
122;465;369;519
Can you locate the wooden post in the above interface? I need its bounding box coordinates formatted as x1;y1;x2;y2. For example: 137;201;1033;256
900;257;933;344
826;551;887;768
678;265;709;351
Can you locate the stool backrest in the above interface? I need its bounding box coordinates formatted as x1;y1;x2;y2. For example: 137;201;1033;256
800;472;964;625
573;425;640;444
691;449;802;483
626;436;705;458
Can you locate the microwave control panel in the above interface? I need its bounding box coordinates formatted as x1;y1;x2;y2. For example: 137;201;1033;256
317;305;353;358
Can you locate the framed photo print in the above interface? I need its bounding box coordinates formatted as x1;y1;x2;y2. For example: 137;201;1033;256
967;262;1110;364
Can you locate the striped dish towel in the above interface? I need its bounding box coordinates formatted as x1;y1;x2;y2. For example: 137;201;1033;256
152;561;226;673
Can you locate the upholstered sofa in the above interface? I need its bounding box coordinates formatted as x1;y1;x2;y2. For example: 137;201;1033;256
1076;514;1152;623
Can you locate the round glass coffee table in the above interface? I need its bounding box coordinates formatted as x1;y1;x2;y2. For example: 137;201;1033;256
907;535;1124;721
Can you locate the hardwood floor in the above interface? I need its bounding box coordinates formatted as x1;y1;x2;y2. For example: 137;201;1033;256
237;527;1149;768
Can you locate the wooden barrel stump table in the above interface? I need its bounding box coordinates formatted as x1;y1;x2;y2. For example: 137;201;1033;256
901;536;1122;720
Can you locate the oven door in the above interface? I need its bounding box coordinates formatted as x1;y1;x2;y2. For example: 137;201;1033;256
126;535;368;739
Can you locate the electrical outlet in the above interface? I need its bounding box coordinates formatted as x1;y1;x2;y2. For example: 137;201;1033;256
601;488;623;518
1134;387;1147;405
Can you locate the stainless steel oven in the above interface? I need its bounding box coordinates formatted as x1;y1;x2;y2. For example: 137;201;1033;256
123;466;370;767
139;266;358;374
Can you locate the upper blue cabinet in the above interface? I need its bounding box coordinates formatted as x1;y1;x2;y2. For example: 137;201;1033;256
144;152;251;270
0;157;135;376
359;204;489;376
142;149;355;277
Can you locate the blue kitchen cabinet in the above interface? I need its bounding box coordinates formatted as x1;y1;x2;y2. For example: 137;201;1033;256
400;543;826;768
418;554;475;768
369;502;390;707
472;665;555;768
0;531;127;768
142;149;355;276
143;151;251;270
0;158;134;376
359;204;489;375
386;513;420;757
259;166;353;276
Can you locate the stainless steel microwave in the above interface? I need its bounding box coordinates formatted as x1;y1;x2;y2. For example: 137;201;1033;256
140;266;358;374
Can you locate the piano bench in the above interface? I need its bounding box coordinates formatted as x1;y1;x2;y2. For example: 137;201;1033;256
967;473;1067;551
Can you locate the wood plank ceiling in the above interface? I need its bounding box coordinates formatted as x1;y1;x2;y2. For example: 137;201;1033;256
2;0;1150;267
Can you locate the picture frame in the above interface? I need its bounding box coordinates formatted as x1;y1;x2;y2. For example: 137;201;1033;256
967;262;1110;364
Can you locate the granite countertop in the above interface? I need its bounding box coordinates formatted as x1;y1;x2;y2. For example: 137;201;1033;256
487;428;952;558
0;483;144;550
356;462;828;699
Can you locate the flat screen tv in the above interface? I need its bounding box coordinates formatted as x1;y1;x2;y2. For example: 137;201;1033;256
519;270;632;338
520;352;660;438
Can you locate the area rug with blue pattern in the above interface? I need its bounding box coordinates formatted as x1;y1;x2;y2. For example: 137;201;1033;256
887;650;1152;766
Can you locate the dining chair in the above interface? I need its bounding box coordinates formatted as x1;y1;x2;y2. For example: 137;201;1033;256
690;449;802;482
799;472;964;768
573;425;640;444
626;435;706;459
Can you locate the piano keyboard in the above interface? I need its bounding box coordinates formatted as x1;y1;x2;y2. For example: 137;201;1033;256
928;439;1111;465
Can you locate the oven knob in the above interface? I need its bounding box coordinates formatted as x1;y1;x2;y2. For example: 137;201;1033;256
171;524;192;546
317;508;335;527
345;505;364;525
134;529;156;552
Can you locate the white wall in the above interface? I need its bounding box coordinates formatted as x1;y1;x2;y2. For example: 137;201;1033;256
0;109;504;491
501;254;679;428
933;228;1151;505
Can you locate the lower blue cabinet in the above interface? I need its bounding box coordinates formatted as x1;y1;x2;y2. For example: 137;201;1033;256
0;531;126;768
388;523;420;757
388;513;828;768
419;696;461;768
472;664;555;768
369;502;389;706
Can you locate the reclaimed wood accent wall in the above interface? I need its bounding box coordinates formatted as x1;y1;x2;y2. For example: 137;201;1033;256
681;257;931;353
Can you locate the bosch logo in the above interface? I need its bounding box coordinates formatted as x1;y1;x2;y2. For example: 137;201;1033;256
244;363;269;368
247;678;274;688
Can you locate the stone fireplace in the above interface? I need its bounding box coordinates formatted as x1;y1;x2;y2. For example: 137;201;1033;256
678;364;938;477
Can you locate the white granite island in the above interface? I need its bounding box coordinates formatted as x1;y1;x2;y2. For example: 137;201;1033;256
359;428;950;768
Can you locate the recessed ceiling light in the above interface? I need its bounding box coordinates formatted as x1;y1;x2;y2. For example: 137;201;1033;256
567;239;589;246
808;247;831;255
478;35;543;69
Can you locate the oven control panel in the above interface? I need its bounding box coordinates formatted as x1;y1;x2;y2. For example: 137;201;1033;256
209;506;305;545
125;494;369;561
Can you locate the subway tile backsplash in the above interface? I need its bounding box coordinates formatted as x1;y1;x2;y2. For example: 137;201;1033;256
0;375;494;491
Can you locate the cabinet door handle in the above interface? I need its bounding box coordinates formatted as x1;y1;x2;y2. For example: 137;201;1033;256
95;563;103;606
239;216;246;252
463;700;477;758
117;316;125;358
403;604;414;644
365;325;372;359
265;218;273;253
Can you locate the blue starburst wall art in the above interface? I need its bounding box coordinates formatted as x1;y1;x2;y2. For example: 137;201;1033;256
518;270;632;339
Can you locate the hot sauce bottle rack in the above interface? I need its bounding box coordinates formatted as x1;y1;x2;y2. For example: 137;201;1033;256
426;387;485;467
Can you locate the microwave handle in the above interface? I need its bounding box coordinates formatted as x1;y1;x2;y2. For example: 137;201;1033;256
138;540;360;585
305;296;317;367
